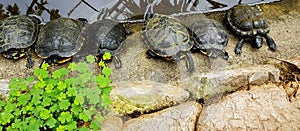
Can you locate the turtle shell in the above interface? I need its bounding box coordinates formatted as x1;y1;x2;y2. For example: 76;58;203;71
226;4;269;37
0;15;39;52
189;19;229;59
226;4;276;55
35;18;84;58
78;19;127;56
142;15;193;58
142;14;194;73
189;19;228;51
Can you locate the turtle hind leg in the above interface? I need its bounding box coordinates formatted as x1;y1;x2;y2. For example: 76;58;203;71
113;55;122;68
25;49;34;68
185;52;194;74
234;38;244;54
265;35;277;51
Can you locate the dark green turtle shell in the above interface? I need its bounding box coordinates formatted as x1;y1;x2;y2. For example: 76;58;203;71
0;15;39;53
35;18;84;58
226;4;269;37
142;14;194;73
189;19;228;51
142;15;193;58
189;19;229;59
78;19;127;56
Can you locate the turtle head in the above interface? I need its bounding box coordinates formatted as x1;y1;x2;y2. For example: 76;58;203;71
253;35;263;49
77;18;88;25
28;14;45;25
45;55;59;65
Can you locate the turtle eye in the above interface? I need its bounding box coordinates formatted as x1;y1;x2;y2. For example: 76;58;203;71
217;37;224;43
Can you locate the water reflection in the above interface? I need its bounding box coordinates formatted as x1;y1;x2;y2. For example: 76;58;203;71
1;0;280;21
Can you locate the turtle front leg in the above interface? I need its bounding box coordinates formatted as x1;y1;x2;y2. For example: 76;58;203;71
25;49;34;68
264;35;277;51
185;52;194;74
39;59;45;68
234;38;244;54
207;49;218;59
146;50;157;59
221;50;229;60
113;55;122;68
253;35;263;49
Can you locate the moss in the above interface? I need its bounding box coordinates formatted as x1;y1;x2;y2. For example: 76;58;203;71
111;95;176;115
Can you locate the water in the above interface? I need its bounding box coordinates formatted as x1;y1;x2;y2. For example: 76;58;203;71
1;0;279;22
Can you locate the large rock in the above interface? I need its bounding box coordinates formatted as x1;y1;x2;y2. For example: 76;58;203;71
110;80;190;115
182;65;280;100
122;101;202;131
100;116;123;131
197;84;300;130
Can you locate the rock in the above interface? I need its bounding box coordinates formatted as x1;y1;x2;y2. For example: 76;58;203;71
100;116;123;131
122;101;202;131
0;79;9;97
182;65;280;100
197;84;300;130
110;80;190;115
290;82;300;109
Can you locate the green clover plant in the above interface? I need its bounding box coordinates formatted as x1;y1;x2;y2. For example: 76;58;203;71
0;55;112;130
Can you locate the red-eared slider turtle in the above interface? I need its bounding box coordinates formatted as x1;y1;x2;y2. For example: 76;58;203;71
226;4;276;54
142;15;194;73
35;17;85;66
77;18;131;68
189;19;229;59
0;15;40;68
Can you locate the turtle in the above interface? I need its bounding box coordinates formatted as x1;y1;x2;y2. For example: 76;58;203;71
225;4;276;54
35;17;85;66
142;14;194;73
0;15;40;68
189;19;229;59
77;18;131;68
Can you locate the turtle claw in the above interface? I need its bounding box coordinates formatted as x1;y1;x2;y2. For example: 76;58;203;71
234;48;242;55
265;35;277;51
222;51;229;60
26;58;34;68
234;39;244;55
146;50;156;59
113;55;122;68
